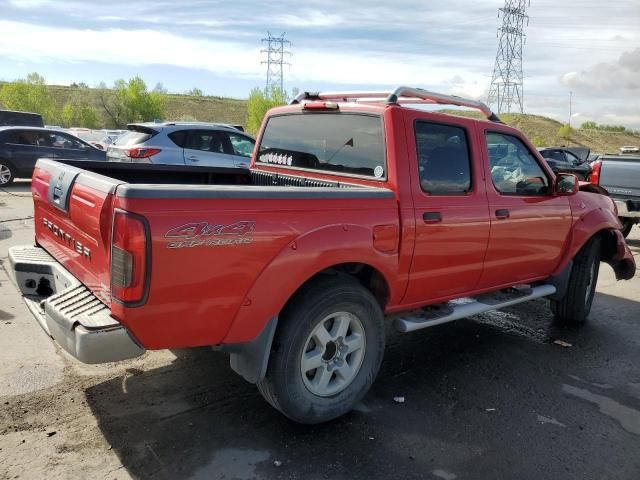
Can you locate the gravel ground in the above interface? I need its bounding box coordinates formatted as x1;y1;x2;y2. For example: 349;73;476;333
1;181;639;480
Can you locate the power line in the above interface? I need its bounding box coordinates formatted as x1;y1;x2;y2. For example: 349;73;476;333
261;32;291;95
487;0;530;114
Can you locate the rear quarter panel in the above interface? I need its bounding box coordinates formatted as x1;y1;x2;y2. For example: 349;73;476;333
112;195;402;349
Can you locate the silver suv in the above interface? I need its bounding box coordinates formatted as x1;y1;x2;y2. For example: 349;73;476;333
106;122;255;168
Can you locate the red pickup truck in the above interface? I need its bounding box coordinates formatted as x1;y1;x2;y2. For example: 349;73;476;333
10;87;635;424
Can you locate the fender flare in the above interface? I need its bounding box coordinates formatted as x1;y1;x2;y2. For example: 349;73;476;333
223;223;398;345
554;206;619;275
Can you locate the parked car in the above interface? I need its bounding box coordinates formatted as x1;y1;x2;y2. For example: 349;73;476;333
620;146;639;154
591;154;640;237
0;126;106;185
0;109;44;128
106;122;255;168
8;87;634;424
538;147;592;180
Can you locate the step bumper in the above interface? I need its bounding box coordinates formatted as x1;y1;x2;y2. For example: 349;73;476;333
8;245;145;364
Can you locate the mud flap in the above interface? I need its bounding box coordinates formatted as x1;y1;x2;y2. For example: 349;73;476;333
223;316;278;384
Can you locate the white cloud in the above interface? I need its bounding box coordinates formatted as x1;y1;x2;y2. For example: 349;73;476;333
561;48;640;93
0;20;487;92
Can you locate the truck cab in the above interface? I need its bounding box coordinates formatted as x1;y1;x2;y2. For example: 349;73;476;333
9;86;635;424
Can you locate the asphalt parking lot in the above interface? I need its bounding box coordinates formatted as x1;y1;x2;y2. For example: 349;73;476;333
1;181;639;480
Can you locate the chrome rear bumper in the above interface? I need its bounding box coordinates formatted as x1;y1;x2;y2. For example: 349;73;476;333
8;245;145;364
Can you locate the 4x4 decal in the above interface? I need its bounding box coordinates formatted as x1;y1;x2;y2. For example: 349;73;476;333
165;221;255;249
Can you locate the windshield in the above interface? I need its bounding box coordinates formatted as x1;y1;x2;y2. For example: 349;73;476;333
257;113;386;179
115;129;155;146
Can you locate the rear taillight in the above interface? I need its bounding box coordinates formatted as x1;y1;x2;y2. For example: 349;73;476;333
126;148;161;160
590;160;602;185
111;210;150;305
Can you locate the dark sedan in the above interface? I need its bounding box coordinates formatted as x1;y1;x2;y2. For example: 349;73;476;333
0;126;106;186
538;147;592;180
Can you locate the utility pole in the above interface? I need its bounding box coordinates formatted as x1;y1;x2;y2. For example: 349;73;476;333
261;32;291;95
487;0;530;114
569;91;573;127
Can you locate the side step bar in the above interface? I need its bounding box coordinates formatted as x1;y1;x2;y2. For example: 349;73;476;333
395;284;556;333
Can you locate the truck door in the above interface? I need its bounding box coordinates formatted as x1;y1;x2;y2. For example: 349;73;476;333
403;114;491;304
478;129;572;288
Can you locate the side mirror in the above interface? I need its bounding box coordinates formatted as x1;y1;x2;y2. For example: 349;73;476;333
555;173;578;196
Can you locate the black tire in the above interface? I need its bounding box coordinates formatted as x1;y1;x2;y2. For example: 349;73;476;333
551;236;601;326
620;219;635;239
257;274;385;424
0;160;16;186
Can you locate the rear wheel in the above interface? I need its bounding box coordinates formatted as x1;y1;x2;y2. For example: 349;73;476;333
257;275;385;424
620;219;635;238
551;236;601;326
0;161;15;186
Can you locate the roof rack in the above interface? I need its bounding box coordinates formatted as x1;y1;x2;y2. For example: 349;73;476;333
291;86;502;123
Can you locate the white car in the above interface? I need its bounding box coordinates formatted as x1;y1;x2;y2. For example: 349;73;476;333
620;146;640;154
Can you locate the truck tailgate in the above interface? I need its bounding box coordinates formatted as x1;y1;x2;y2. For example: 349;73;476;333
600;157;640;198
31;158;124;307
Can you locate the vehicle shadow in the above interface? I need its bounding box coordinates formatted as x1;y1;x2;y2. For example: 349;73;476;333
0;180;32;196
84;295;640;479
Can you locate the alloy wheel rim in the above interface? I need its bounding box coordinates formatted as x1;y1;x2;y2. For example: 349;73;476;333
300;311;366;397
0;165;11;185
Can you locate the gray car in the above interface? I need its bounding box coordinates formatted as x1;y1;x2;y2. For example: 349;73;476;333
106;122;255;168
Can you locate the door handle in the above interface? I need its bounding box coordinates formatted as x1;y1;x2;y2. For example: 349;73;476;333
423;211;442;223
235;162;247;168
187;155;199;162
495;209;510;219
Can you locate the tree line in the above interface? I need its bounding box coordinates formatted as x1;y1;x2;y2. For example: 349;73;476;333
0;72;167;129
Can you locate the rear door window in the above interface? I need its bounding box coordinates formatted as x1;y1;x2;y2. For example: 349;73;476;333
184;130;228;154
257;113;386;179
414;121;472;194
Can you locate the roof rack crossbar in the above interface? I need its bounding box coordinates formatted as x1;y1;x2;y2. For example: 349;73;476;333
291;86;502;123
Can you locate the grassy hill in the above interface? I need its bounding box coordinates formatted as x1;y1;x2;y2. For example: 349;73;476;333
4;83;639;153
439;110;640;154
40;84;248;127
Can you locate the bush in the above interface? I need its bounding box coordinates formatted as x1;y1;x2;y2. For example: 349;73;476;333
0;72;57;123
557;124;574;141
99;76;166;128
246;86;289;135
61;102;100;129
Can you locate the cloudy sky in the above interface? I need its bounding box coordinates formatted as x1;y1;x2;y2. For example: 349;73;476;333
0;0;638;127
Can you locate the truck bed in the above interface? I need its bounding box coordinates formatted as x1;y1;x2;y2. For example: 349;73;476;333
56;159;369;190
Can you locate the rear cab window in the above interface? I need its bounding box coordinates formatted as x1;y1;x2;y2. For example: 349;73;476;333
257;113;386;180
414;121;472;194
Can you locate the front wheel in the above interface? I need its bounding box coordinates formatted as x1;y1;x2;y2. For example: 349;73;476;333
257;275;385;424
551;236;601;326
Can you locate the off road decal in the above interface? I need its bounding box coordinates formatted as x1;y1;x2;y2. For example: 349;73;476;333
164;221;255;249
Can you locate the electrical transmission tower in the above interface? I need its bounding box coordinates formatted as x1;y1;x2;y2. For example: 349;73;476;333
261;32;291;95
487;0;530;113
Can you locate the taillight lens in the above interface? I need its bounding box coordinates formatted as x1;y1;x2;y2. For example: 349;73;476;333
111;210;149;304
590;160;602;185
302;101;339;110
126;148;161;161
